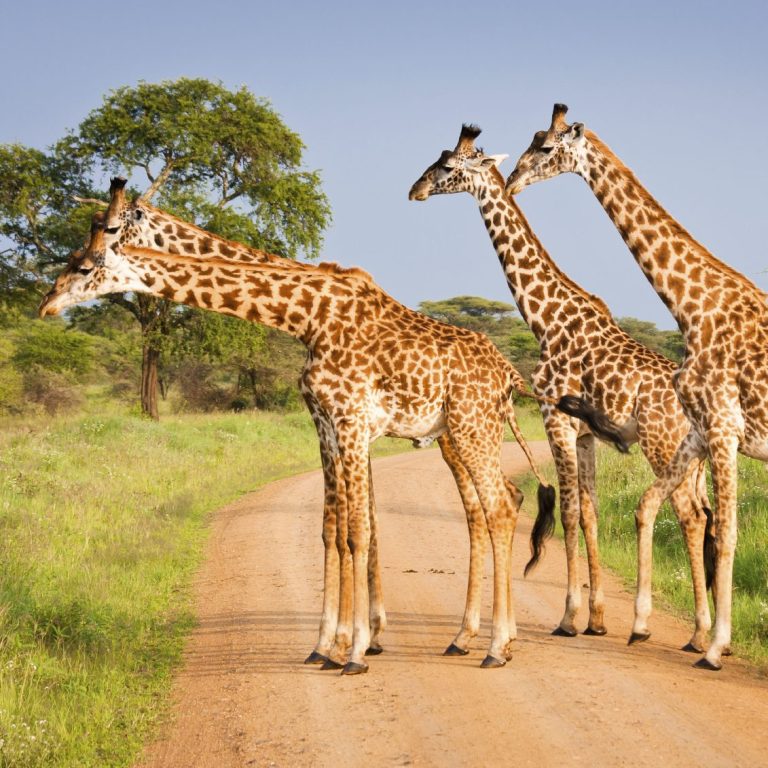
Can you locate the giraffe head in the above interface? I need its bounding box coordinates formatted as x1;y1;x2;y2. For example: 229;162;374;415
101;176;158;246
505;104;586;195
408;125;508;201
39;213;146;317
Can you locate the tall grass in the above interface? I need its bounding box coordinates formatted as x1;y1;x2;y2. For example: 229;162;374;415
0;406;406;767
520;442;768;670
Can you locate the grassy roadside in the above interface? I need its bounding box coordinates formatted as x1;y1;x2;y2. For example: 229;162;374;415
519;442;768;672
0;407;408;767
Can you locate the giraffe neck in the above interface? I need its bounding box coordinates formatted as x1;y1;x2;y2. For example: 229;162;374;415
578;131;764;337
474;168;611;340
131;206;282;264
121;247;368;345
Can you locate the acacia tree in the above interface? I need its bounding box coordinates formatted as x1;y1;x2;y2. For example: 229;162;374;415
0;78;331;417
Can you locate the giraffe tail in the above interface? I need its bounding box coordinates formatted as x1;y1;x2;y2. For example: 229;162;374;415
510;381;631;454
505;401;556;576
552;395;631;454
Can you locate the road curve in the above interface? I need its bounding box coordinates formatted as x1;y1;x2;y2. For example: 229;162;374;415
137;442;768;768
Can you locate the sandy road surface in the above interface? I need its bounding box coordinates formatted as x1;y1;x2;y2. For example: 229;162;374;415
138;443;768;768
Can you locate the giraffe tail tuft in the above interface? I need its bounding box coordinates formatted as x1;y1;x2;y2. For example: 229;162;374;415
525;483;557;576
555;395;630;453
703;505;716;590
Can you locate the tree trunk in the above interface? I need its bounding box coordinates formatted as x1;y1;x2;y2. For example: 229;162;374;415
141;343;161;420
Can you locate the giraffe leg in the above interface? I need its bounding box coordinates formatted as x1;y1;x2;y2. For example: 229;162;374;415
302;399;341;665
448;422;516;668
324;453;354;669
336;422;372;674
505;478;524;647
437;434;487;655
366;456;387;655
698;434;739;671
672;462;712;653
545;418;582;637
630;430;706;645
576;434;606;635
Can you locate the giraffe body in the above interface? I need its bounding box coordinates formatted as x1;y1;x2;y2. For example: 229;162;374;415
507;104;768;669
41;218;563;671
410;125;713;650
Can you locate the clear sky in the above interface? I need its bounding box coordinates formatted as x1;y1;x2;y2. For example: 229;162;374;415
2;0;766;329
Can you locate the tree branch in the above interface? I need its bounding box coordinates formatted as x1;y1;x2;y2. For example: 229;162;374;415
72;196;108;207
141;158;176;201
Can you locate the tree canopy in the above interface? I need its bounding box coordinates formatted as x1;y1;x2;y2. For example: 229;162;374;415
0;78;332;417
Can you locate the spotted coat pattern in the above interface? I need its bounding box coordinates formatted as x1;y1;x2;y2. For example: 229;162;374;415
410;124;712;650
41;217;557;672
507;104;768;670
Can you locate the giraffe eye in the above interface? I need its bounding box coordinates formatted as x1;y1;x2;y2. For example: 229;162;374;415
104;226;119;235
540;146;554;155
76;266;94;275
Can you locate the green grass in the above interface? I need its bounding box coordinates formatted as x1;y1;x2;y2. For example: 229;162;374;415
0;406;408;767
520;441;768;671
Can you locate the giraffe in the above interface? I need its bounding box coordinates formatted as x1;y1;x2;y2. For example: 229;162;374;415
40;216;618;672
507;103;768;670
97;178;390;666
409;124;714;652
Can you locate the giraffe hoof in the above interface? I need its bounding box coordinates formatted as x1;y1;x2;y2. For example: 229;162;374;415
320;658;345;671
365;644;384;656
681;642;704;654
552;626;578;638
480;655;506;669
444;643;470;656
628;632;651;645
304;650;329;665
583;626;607;636
693;657;722;671
341;661;369;675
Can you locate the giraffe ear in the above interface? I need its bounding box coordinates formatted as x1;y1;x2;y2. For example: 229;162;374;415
484;154;509;168
566;123;585;143
467;154;509;171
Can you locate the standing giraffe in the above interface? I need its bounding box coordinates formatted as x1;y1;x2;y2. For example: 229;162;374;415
41;217;618;671
410;125;713;651
98;178;390;665
507;104;768;670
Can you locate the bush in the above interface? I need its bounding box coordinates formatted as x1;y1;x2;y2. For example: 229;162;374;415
173;362;232;412
0;338;24;414
22;365;84;414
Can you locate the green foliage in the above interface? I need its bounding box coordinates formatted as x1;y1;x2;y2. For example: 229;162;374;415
0;408;409;767
11;320;95;376
63;77;331;260
0;338;23;413
0;78;332;417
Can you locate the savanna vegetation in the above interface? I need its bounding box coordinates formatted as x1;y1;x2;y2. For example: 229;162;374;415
0;75;762;766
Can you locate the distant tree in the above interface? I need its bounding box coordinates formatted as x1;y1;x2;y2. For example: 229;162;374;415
0;78;331;418
419;295;540;379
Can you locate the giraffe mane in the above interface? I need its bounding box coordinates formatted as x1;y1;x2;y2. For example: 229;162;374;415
317;261;374;282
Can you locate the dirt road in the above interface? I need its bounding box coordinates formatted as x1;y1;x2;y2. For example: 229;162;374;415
138;443;768;768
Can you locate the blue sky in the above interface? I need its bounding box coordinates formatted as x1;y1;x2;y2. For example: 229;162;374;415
2;0;766;328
